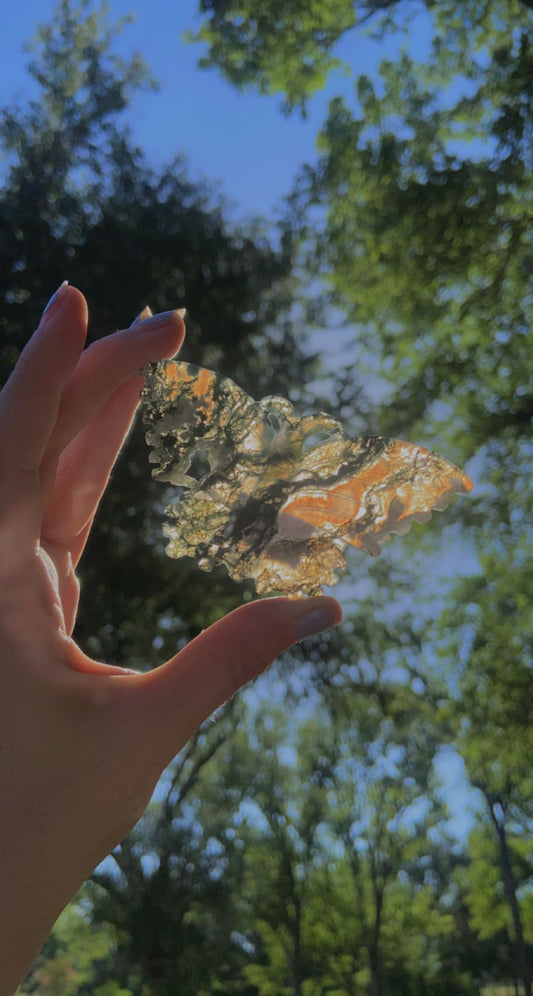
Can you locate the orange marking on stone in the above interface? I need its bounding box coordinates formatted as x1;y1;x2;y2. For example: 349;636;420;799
161;362;190;395
283;480;365;527
191;367;215;399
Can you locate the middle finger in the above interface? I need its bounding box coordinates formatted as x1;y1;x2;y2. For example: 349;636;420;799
41;311;185;551
45;309;185;460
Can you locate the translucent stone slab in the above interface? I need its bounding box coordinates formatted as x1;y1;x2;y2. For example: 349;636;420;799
142;361;472;595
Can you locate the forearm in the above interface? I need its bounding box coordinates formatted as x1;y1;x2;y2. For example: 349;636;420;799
0;868;71;994
0;809;92;994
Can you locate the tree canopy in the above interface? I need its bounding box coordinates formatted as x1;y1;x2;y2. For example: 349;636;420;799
9;0;533;993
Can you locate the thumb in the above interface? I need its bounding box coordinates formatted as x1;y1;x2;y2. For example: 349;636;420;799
137;596;342;755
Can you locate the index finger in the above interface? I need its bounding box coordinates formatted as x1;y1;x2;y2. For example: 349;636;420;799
0;284;88;473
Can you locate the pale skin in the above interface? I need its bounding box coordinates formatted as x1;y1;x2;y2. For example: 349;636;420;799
0;284;342;993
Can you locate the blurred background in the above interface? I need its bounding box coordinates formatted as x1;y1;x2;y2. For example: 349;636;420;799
1;1;531;993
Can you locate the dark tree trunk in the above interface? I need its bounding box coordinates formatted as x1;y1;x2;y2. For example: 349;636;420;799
368;883;384;996
485;792;532;996
292;892;303;996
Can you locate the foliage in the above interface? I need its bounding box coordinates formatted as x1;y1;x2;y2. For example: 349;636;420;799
189;0;356;113
0;0;313;671
188;0;426;113
6;0;533;992
190;1;533;992
17;898;123;994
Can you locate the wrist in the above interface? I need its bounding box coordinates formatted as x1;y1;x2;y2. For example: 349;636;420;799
0;809;94;993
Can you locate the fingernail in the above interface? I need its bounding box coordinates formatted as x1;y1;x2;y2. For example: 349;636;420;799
137;309;183;332
41;280;69;320
131;305;153;325
293;603;341;641
177;308;186;319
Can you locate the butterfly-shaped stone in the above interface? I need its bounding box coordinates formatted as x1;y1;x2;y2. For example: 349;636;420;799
141;361;472;595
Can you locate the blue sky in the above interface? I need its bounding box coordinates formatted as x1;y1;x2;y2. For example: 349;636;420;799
1;0;427;220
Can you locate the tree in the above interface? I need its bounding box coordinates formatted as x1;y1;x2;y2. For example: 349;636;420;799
190;4;533;992
87;707;249;994
190;0;426;113
17;898;123;995
0;0;314;669
224;689;471;996
442;550;533;996
191;2;533;454
1;3;317;991
9;0;533;988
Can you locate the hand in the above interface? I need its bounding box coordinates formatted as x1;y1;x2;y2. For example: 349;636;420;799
0;283;341;992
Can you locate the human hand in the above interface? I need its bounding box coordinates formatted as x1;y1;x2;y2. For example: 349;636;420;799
0;283;341;992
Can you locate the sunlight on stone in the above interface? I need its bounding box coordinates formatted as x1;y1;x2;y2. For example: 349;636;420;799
141;361;472;596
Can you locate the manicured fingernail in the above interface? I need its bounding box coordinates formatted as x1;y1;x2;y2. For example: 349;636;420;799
137;309;183;332
41;280;69;320
293;603;341;641
131;305;153;325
